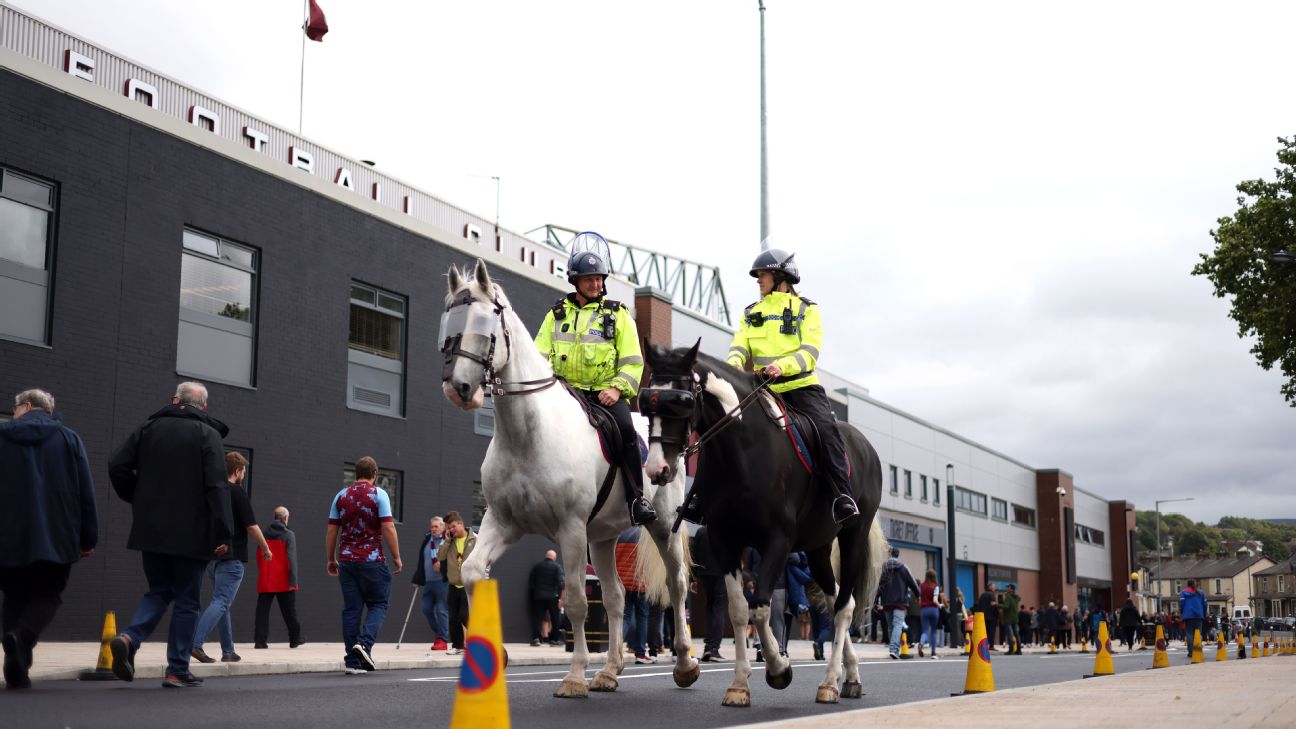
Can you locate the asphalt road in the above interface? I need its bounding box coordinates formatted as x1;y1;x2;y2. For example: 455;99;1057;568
3;648;1190;729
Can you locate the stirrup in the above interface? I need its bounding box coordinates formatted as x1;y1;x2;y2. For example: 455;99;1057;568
677;492;705;525
630;498;658;526
832;494;859;523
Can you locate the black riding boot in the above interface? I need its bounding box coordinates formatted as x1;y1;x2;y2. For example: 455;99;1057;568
677;489;704;524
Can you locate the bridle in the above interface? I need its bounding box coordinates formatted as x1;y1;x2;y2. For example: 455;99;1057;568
440;288;556;397
640;367;770;461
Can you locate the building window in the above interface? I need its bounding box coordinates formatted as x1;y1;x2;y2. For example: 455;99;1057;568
348;282;406;417
1215;578;1222;594
889;465;899;495
933;479;941;505
473;397;495;436
0;168;56;345
991;498;1008;521
343;463;403;523
226;446;253;499
955;487;987;515
1074;524;1105;546
471;480;487;529
903;470;913;498
1011;504;1036;528
920;475;928;502
176;229;257;386
1280;575;1286;593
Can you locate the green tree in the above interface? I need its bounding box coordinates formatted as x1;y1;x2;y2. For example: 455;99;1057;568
1193;135;1296;405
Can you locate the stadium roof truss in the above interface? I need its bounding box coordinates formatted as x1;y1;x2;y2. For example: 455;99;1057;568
529;224;732;325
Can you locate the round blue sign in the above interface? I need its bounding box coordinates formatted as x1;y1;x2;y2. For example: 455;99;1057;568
977;638;991;663
457;636;500;694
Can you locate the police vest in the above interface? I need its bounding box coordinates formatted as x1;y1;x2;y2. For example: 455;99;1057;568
534;295;644;398
726;291;822;394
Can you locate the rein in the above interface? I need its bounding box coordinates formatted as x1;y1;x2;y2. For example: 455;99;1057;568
646;371;771;459
441;288;556;397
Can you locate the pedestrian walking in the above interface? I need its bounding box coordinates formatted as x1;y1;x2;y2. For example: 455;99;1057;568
107;381;235;688
191;451;271;664
1118;598;1141;651
326;456;402;674
878;548;920;659
411;516;449;651
948;588;967;650
528;549;564;647
999;584;1022;654
254;506;302;648
437;511;475;655
616;530;653;663
0;388;98;690
918;570;941;659
692;527;729;662
1178;580;1206;660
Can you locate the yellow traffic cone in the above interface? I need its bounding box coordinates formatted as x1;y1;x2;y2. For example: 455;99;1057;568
899;631;911;659
1079;635;1089;653
78;611;119;681
955;611;994;694
450;579;509;729
1216;634;1227;662
1262;637;1270;657
1237;633;1247;659
1190;628;1204;664
1085;621;1115;677
1151;624;1169;669
1046;635;1058;655
1252;633;1259;656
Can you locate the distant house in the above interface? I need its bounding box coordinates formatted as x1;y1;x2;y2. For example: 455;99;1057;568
1149;556;1274;617
1252;557;1296;618
1219;539;1265;557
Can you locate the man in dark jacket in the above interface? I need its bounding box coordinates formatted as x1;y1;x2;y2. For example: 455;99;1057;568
878;547;921;659
975;583;998;651
527;550;564;646
0;388;97;690
254;506;301;648
107;382;234;688
692;528;729;662
410;516;449;652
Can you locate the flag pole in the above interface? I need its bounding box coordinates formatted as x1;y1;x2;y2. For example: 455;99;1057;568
298;0;308;134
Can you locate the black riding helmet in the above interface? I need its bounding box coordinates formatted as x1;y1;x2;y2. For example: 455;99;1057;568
748;248;800;285
567;231;613;284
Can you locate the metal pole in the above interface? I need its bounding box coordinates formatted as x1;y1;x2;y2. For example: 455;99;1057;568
298;0;308;134
758;0;769;250
945;464;957;607
1156;505;1162;614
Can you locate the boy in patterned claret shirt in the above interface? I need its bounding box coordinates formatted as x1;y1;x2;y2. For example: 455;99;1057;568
326;456;402;675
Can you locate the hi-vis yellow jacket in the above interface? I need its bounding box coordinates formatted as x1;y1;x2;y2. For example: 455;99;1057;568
535;294;643;399
727;291;822;394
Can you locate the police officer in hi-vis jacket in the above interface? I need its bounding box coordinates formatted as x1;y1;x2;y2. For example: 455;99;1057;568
535;232;656;526
726;249;859;523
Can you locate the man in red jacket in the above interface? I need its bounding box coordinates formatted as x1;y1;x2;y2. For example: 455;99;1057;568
254;506;301;648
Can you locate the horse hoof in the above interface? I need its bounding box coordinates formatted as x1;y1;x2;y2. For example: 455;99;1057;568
588;673;619;692
841;681;863;699
554;678;590;698
721;688;751;707
674;661;701;688
816;685;840;704
765;664;793;690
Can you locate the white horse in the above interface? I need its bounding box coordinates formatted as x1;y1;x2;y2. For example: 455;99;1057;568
440;259;699;697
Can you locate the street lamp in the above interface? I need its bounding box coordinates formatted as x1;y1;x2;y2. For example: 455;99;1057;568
945;463;956;607
1272;250;1295;263
1155;497;1194;613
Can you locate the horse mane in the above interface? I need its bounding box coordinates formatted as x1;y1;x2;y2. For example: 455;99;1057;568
693;351;756;399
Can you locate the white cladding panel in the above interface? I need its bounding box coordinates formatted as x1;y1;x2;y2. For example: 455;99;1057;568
1074;489;1112;581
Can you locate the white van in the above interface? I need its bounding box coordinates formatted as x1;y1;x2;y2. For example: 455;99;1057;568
1233;606;1252;622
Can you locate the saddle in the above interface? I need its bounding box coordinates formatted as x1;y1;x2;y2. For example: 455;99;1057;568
560;382;647;524
757;390;849;477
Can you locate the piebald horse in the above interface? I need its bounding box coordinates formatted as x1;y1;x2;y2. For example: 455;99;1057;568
640;343;888;706
440;260;698;697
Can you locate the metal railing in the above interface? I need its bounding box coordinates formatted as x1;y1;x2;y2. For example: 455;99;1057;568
529;224;732;325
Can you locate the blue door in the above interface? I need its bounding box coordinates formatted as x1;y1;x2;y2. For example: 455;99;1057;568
957;563;976;606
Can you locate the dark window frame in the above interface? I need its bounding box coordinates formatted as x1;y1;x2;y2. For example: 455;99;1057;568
0;166;58;346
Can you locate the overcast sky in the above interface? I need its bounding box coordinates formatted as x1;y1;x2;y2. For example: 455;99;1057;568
12;0;1295;525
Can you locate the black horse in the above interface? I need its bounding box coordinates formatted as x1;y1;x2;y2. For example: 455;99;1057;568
640;342;887;706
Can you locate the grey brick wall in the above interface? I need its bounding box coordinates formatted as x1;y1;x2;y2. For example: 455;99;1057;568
0;69;567;645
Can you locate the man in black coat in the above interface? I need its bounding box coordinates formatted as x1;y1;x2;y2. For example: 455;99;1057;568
107;382;234;688
0;388;98;690
974;583;998;651
527;550;565;646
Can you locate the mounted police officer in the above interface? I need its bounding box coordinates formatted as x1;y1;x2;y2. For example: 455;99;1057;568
535;233;656;526
726;249;859;523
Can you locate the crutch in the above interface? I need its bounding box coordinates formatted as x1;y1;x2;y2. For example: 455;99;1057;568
395;585;420;649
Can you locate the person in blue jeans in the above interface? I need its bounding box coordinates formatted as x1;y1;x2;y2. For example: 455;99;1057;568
616;529;652;663
326;457;402;674
877;547;921;659
918;569;941;658
411;517;449;651
191;452;271;664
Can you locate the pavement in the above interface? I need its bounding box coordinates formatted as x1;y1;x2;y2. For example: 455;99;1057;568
10;636;1296;729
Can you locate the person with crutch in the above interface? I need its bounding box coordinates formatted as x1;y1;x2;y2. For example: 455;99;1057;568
402;516;449;652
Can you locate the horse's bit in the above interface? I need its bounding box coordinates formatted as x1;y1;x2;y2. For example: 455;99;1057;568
440;289;555;397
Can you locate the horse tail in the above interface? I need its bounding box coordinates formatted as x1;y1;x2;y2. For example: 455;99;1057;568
857;517;889;614
636;526;691;607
